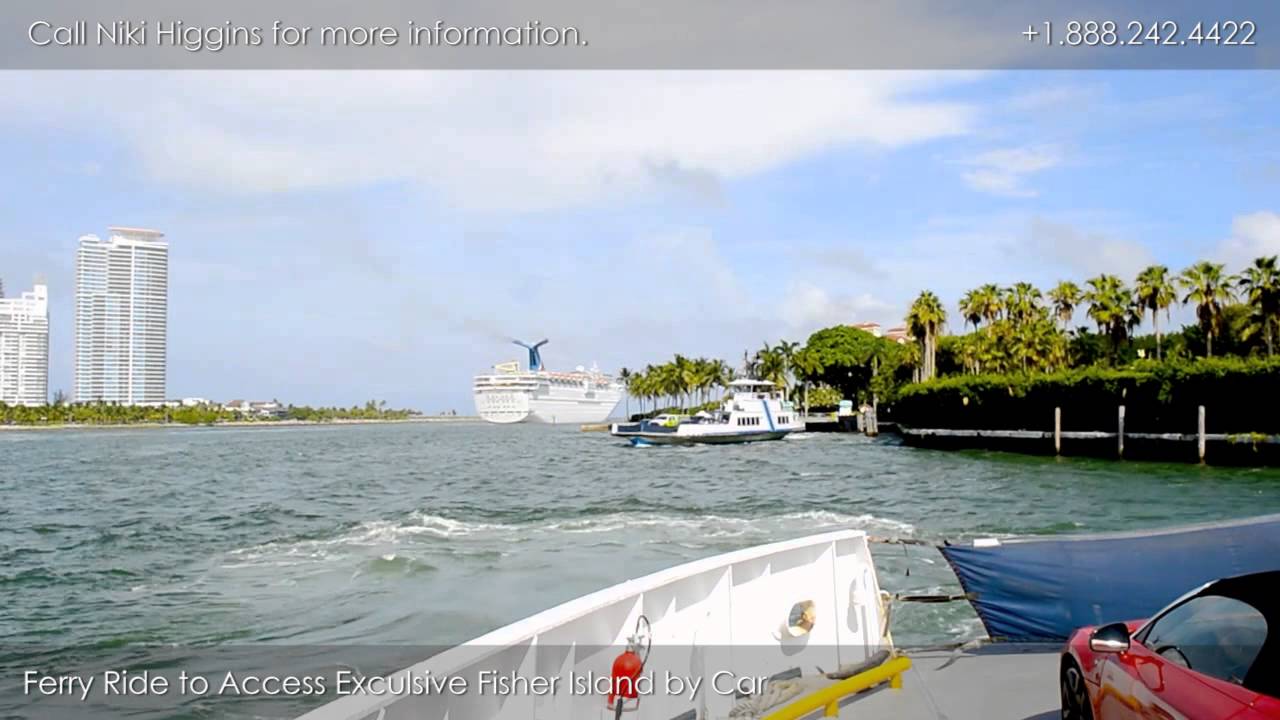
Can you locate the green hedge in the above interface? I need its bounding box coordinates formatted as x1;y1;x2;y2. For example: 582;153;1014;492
890;358;1280;434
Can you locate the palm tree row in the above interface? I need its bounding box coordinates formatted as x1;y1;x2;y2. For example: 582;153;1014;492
620;341;806;416
912;254;1280;379
746;340;801;395
1061;258;1276;359
617;257;1278;411
620;355;734;414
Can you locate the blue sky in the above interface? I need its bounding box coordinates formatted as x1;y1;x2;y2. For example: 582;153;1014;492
1;71;1278;411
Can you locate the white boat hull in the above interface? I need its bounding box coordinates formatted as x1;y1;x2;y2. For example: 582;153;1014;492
297;530;888;720
612;427;792;445
610;385;804;445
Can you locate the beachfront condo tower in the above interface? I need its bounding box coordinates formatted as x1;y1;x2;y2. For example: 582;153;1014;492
74;228;169;405
0;280;50;407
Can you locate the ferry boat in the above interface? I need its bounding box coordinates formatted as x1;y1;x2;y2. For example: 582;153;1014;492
296;529;916;720
609;379;803;445
293;516;1280;720
473;340;623;424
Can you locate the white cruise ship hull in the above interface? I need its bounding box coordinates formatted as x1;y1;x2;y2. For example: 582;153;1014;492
474;373;622;425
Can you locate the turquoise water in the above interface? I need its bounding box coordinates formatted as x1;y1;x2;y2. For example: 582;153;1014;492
3;423;1279;716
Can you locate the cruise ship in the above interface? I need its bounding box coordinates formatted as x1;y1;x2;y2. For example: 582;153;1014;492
473;340;623;424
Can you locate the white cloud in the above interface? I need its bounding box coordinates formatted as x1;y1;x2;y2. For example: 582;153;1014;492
0;71;977;212
781;282;892;336
1006;84;1101;113
1216;211;1280;269
1022;216;1154;279
801;246;882;278
961;144;1062;198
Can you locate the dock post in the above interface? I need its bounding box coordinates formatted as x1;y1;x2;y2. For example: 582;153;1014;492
1117;405;1125;458
1198;405;1206;462
1054;407;1061;455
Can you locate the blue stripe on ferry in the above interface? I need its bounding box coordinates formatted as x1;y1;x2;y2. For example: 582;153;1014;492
761;399;775;431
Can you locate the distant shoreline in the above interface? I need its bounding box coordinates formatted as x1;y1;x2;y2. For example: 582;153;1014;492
0;416;483;432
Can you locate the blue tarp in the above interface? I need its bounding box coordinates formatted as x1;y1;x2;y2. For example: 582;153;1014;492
939;514;1280;642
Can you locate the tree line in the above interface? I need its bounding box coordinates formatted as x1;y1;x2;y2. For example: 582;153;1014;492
0;399;418;426
619;343;804;416
908;256;1280;381
618;254;1279;416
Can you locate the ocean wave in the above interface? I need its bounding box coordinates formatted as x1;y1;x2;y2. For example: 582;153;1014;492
221;510;917;570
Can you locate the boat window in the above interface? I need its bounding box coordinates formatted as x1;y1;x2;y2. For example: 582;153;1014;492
1138;594;1267;690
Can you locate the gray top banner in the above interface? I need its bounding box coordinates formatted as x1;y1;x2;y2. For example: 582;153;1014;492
4;0;1279;69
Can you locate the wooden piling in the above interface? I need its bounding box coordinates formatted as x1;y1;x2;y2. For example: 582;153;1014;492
1117;405;1125;458
1198;406;1206;462
1054;407;1061;455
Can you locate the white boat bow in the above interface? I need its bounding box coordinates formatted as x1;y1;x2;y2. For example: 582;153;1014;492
297;530;893;720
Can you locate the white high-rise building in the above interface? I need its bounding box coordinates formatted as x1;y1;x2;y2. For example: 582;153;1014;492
74;228;169;405
0;280;50;407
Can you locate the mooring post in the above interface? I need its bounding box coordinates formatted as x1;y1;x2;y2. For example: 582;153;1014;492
1117;405;1126;458
1054;407;1062;455
1198;405;1206;463
868;395;879;437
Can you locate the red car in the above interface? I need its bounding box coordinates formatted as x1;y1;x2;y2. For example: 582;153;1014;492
1061;570;1280;719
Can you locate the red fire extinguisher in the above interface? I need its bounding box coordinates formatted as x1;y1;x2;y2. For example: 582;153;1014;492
608;615;651;719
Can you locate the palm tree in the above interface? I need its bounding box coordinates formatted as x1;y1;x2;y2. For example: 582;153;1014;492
709;358;733;399
753;343;788;390
1004;282;1044;325
1238;256;1280;357
975;283;1003;324
1085;274;1137;354
1179;261;1236;357
954;333;980;374
1047;281;1082;329
637;364;658;412
1133;265;1178;360
774;340;801;396
674;354;699;408
791;348;822;414
618;367;633;417
906;290;947;381
959;289;984;331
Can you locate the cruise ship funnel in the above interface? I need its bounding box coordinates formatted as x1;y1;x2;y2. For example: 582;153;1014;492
512;338;549;371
